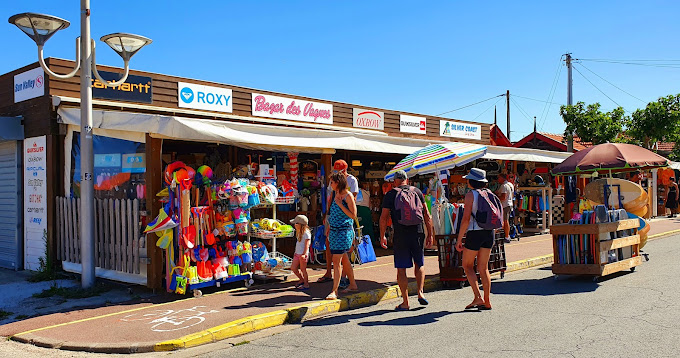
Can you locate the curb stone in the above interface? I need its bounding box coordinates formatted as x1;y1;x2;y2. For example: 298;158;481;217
154;254;550;351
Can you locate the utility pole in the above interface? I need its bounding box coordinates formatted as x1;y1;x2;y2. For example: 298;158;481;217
534;116;537;133
506;90;510;141
566;53;574;152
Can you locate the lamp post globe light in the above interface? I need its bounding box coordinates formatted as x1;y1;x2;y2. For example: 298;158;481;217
8;1;152;289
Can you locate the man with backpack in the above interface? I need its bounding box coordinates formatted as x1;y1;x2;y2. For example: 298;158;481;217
495;173;515;243
380;170;435;311
455;168;503;311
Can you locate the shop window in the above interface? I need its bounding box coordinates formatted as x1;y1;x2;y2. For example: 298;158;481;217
70;134;146;206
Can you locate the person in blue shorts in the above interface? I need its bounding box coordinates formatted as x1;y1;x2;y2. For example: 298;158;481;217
380;170;435;311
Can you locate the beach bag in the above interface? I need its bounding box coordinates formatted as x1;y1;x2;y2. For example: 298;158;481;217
394;186;424;226
473;189;503;230
356;235;376;264
312;225;327;251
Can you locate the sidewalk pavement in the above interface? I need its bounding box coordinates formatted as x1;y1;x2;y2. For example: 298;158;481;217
1;217;679;353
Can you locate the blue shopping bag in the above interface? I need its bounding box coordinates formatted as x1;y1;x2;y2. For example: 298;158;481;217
312;225;327;251
357;235;376;264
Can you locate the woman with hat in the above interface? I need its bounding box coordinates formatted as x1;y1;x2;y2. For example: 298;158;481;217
455;168;497;311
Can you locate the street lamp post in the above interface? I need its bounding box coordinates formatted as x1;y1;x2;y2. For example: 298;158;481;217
9;0;151;289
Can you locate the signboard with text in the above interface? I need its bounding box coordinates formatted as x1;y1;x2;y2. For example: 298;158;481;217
439;120;482;140
400;115;427;134
14;67;44;103
24;136;47;271
178;82;233;113
353;108;384;130
251;93;333;124
92;70;153;103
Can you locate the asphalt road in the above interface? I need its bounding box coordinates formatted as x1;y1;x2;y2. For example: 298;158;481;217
1;234;678;357
214;235;680;358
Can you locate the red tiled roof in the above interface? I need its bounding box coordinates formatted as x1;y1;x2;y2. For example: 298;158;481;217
656;142;675;152
538;132;592;151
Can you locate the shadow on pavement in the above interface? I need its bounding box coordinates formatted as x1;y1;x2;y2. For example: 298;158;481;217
491;276;599;296
357;310;476;327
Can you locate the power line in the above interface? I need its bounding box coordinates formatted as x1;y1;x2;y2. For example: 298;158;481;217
572;65;625;109
539;55;564;131
509;97;535;126
579;59;680;69
435;94;504;116
575;63;646;103
580;58;680;62
472;97;505;122
512;94;562;105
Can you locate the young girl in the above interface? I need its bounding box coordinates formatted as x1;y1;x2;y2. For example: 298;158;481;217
290;214;312;290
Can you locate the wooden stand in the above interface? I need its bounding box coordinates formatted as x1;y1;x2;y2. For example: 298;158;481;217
550;219;642;280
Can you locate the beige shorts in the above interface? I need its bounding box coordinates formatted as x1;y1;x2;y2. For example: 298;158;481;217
503;206;512;221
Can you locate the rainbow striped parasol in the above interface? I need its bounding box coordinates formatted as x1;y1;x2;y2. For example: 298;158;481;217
385;142;487;180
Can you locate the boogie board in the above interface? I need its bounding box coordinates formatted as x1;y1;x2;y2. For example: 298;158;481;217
585;178;648;211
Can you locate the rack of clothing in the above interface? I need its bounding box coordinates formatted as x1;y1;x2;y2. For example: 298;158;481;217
515;186;553;233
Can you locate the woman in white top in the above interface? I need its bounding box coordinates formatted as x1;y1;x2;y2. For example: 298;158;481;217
455;168;494;310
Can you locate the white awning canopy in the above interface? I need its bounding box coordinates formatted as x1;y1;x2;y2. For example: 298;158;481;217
483;145;571;163
57;107;449;155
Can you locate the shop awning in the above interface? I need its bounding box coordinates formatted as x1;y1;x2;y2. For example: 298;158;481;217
483;145;571;163
57;107;449;155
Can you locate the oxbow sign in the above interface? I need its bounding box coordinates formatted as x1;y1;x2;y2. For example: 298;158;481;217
178;82;232;113
439;120;481;140
400;115;426;134
251;93;333;125
353;108;384;130
14;67;44;103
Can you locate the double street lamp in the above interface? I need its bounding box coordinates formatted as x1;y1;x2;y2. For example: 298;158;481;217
9;1;152;288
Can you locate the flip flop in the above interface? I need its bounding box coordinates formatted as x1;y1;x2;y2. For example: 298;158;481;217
418;297;429;306
341;288;359;294
478;305;492;311
325;293;338;300
395;304;410;311
465;303;483;310
316;276;333;283
297;286;310;291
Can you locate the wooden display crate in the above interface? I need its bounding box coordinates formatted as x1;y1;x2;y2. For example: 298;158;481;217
550;219;642;279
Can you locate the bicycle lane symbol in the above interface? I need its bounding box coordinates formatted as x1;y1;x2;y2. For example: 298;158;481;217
119;306;220;332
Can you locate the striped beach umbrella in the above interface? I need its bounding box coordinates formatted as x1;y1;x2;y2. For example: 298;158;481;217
385;142;487;180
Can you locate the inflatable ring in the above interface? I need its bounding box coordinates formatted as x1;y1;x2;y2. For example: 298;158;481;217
270;221;281;231
628;205;648;218
639;232;648;249
623;192;649;210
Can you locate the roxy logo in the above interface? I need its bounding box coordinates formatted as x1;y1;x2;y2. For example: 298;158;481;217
180;87;194;103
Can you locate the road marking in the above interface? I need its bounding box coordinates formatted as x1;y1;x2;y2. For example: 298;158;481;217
15;227;679;338
120;306;220;332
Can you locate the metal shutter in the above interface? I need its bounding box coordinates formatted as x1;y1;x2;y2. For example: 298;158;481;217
0;141;21;269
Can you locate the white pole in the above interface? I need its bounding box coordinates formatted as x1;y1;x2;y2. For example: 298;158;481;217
652;169;658;218
80;0;96;288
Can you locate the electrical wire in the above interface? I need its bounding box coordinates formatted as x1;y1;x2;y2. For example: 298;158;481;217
509;97;535;126
472;97;505;122
512;94;562;105
580;58;680;62
435;94;504;116
572;66;625;109
575;63;646;103
579;59;680;69
538;55;564;131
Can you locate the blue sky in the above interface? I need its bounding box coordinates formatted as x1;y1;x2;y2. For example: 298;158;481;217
3;1;680;141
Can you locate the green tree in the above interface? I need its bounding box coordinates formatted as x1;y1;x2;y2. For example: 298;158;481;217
560;102;628;145
627;94;680;149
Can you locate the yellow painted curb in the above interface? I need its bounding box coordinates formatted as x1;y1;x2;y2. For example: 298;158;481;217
648;228;680;240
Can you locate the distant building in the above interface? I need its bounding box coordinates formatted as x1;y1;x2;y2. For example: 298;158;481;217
513;132;591;152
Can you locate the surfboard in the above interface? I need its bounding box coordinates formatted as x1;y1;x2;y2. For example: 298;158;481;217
585;178;647;210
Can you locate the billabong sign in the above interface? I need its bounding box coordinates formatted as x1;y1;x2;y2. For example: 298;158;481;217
400;115;426;134
14;67;44;103
178;82;232;113
353;108;384;130
440;120;481;140
251;93;333;125
92;70;152;103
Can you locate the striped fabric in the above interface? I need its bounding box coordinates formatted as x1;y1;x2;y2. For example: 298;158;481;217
385;143;487;180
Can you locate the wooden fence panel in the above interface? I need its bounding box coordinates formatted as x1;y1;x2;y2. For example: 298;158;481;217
56;197;141;277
